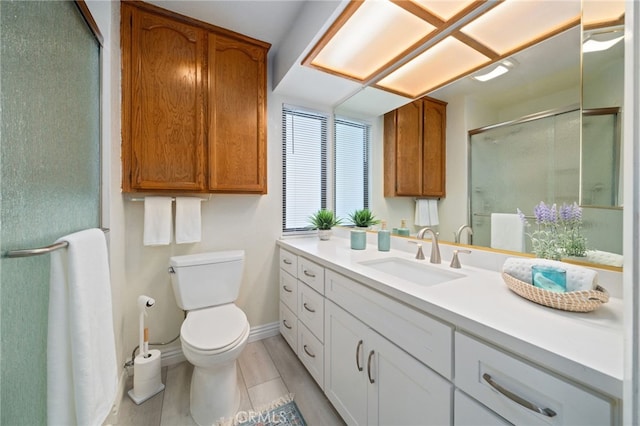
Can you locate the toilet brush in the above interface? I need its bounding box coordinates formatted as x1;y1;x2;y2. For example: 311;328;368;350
128;295;165;405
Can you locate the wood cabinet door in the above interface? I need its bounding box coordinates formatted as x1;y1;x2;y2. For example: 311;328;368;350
122;4;206;191
208;33;267;193
422;98;446;197
394;100;423;196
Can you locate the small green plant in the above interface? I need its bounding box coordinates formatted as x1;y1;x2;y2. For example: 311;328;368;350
308;209;342;230
348;209;380;228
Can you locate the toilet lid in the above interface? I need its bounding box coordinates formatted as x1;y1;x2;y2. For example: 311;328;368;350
181;305;248;352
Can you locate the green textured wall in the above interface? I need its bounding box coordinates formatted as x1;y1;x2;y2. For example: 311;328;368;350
0;1;100;424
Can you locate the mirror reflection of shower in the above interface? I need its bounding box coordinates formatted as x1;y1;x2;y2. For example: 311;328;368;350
469;107;622;257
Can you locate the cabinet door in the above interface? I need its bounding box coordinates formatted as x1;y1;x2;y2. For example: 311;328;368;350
324;301;369;425
122;4;206;191
208;33;267;193
393;100;423;196
422;98;446;197
454;389;512;426
368;329;453;426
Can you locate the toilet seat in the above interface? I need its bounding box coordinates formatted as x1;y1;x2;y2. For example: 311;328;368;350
181;304;249;355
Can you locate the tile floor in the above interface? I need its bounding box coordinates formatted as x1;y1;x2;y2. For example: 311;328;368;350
117;335;345;426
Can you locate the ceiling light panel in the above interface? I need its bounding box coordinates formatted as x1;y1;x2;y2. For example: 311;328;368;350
310;0;436;81
410;0;478;22
376;36;491;98
460;0;580;55
583;0;625;27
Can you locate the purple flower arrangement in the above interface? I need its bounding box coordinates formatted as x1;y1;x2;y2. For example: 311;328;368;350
518;201;587;260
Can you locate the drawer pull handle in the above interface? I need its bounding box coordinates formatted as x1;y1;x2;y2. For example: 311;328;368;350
282;319;292;330
303;344;316;358
283;259;293;265
482;373;556;418
355;340;364;372
367;350;375;384
303;270;316;278
283;285;293;293
303;302;316;313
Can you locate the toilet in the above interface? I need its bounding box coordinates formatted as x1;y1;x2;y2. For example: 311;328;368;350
169;250;249;426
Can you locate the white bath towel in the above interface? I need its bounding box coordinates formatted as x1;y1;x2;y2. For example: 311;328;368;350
491;213;525;252
143;196;173;245
415;199;439;226
502;257;598;292
48;228;118;426
585;250;623;267
175;197;203;244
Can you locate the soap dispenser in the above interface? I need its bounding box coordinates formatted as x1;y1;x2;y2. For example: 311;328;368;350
378;221;390;251
396;219;410;236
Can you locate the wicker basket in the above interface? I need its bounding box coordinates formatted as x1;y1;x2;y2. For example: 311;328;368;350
502;272;609;312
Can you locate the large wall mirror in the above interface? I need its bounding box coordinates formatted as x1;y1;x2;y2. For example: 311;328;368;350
358;1;625;268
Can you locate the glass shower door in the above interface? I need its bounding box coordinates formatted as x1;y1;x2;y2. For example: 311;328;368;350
0;2;101;424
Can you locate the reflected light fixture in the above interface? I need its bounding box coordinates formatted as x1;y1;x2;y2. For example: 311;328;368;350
470;59;517;82
583;35;624;53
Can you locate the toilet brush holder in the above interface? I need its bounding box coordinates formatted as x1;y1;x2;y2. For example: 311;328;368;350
128;349;165;405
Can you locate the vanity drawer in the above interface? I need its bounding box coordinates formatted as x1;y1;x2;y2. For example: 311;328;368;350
298;257;325;294
279;302;297;353
298;282;324;342
454;389;512;426
455;332;614;426
279;270;297;312
279;249;297;277
298;321;324;389
325;269;452;379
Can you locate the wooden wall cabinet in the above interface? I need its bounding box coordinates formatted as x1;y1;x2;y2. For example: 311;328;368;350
121;2;269;194
384;97;447;197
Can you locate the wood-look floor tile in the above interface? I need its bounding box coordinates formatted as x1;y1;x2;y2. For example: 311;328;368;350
263;335;345;426
116;367;168;426
160;362;196;426
238;340;280;388
247;377;289;409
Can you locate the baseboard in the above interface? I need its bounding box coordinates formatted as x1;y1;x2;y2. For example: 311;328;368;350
248;321;280;343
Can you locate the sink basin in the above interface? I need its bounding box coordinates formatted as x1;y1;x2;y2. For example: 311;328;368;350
359;257;465;287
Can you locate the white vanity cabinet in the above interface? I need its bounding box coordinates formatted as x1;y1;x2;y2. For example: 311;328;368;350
455;332;616;425
278;249;326;389
454;389;512;426
325;300;452;426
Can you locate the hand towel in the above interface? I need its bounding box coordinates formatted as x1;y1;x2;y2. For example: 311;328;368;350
585;250;623;267
175;197;203;244
490;213;525;252
143;196;172;245
502;257;598;292
48;228;118;426
415;199;439;226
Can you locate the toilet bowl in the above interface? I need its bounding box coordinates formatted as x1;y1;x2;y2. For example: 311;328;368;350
181;304;249;425
169;250;248;426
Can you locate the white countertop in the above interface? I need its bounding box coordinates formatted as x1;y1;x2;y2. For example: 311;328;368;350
277;235;624;399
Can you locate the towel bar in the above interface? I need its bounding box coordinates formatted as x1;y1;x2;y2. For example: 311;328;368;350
4;228;110;258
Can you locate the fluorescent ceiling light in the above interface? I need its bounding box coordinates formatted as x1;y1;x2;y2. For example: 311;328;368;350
583;35;624;53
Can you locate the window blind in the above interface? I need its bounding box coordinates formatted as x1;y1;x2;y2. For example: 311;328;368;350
334;118;370;223
282;106;328;232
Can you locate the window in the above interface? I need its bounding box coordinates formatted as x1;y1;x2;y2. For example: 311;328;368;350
282;106;328;232
334;118;371;223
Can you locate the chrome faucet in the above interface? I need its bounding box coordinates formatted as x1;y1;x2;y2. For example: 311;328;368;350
417;227;441;264
454;224;473;244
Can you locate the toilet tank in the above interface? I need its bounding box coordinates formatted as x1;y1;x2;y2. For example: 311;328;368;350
169;250;245;311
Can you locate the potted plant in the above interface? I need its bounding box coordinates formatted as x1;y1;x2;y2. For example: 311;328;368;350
308;209;341;240
348;209;380;228
348;209;380;249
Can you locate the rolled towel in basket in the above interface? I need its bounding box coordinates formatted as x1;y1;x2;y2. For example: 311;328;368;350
502;257;598;292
